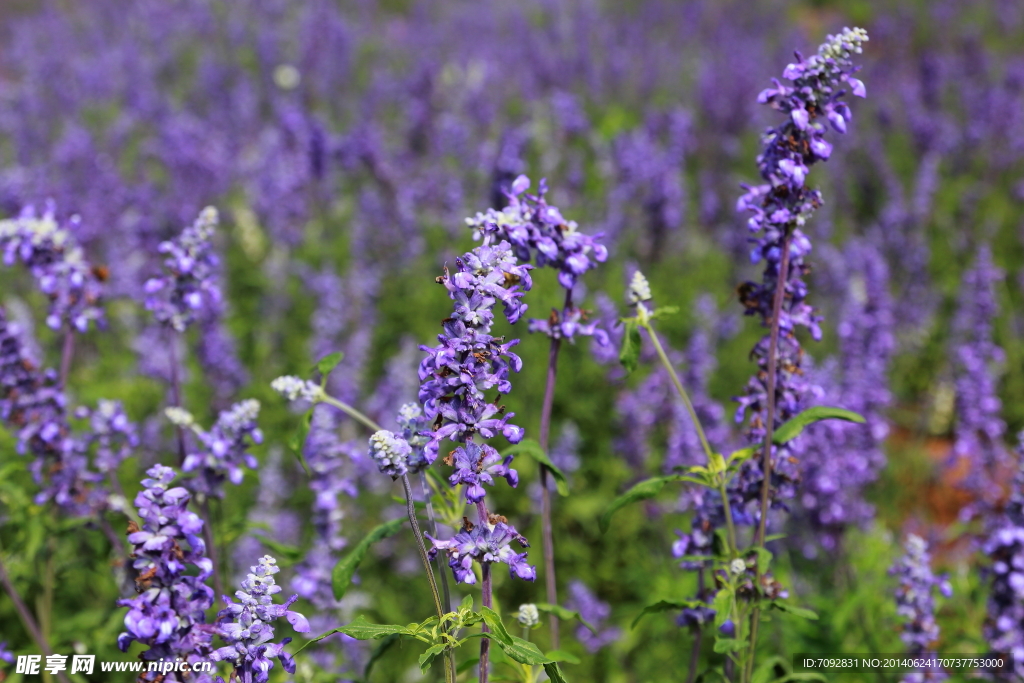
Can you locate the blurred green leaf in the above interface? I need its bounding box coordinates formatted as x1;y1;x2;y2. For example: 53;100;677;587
314;351;345;378
332;517;406;600
534;603;596;633
619;318;642;374
599;474;707;533
772;407;865;444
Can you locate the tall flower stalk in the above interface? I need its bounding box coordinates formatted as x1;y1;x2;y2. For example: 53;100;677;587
467;175;607;644
733;28;868;682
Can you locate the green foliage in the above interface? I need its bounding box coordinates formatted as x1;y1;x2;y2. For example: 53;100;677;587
331;517;407;600
502;440;570;496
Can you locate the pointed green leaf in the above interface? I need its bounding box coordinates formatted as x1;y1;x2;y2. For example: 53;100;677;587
544;662;570;683
459;594;475;611
314;351;345;378
534;603;597;634
708;451;726;474
631;599;704;629
651;305;679;319
752;547;773;574
287;409;313;476
619;319;642;374
772;406;865;445
479;606;514;646
418;643;447;673
599;474;704;533
332;518;407;600
502;439;569;496
291;616;414;654
712;590;731;628
362;633;401;680
727;447;757;465
769;601;819;620
496;635;551;665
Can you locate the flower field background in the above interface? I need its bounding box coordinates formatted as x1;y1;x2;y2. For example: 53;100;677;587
0;0;1023;681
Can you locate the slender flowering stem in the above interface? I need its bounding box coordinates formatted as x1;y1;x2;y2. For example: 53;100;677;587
481;561;493;683
744;233;792;683
400;475;455;683
420;472;453;612
199;497;225;604
537;289;571;648
319;393;382;434
644;319;738;557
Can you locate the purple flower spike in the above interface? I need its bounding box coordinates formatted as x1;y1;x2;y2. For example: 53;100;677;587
732;27;868;530
117;465;216;679
211;555;310;683
0;204;104;332
172;400;263;498
890;535;951;682
467;175;607;341
145;207;222;333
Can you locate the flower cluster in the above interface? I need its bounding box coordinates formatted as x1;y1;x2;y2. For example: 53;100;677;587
368;429;412;478
566;580;621;652
0;305;103;515
732;28;868;522
211;555;310;683
270;375;324;404
144;207;222;332
417;239;531;464
447;441;518;504
890;534;951;682
117;465;216;681
76;399;137;474
426;520;535;584
168;400;263;498
0;204;104;331
468;175;608;344
982;434;1024;679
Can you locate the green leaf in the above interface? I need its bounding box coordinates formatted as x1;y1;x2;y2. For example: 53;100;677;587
456;658;480;674
772;406;865;444
651;305;679;319
599;475;705;533
769;601;819;620
314;351;345;378
544;662;570;683
545;650;581;665
418;643;447;673
459;594;475;611
291;616;413;654
362;633;401;680
534;603;597;634
619;318;642;374
496;635;552;665
479;606;514;646
287;409;313;476
713;638;745;654
727;447;757;466
331;518;407;600
501;439;570;496
712;590;731;628
708;451;726;474
752;547;773;574
631;599;704;629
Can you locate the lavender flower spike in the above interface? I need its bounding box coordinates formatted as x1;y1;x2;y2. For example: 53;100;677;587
890;534;951;682
167;400;263;497
117;465;216;681
211;555;310;683
144;207;221;333
733;27;868;523
368;429;411;478
0;203;104;331
270;375;324;404
982;434;1024;679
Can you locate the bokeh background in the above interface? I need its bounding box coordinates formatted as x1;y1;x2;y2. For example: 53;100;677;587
0;0;1023;681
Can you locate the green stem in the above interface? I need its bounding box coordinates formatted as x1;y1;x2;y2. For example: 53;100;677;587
318;395;455;683
319;394;383;433
643;321;738;557
642;322;715;462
